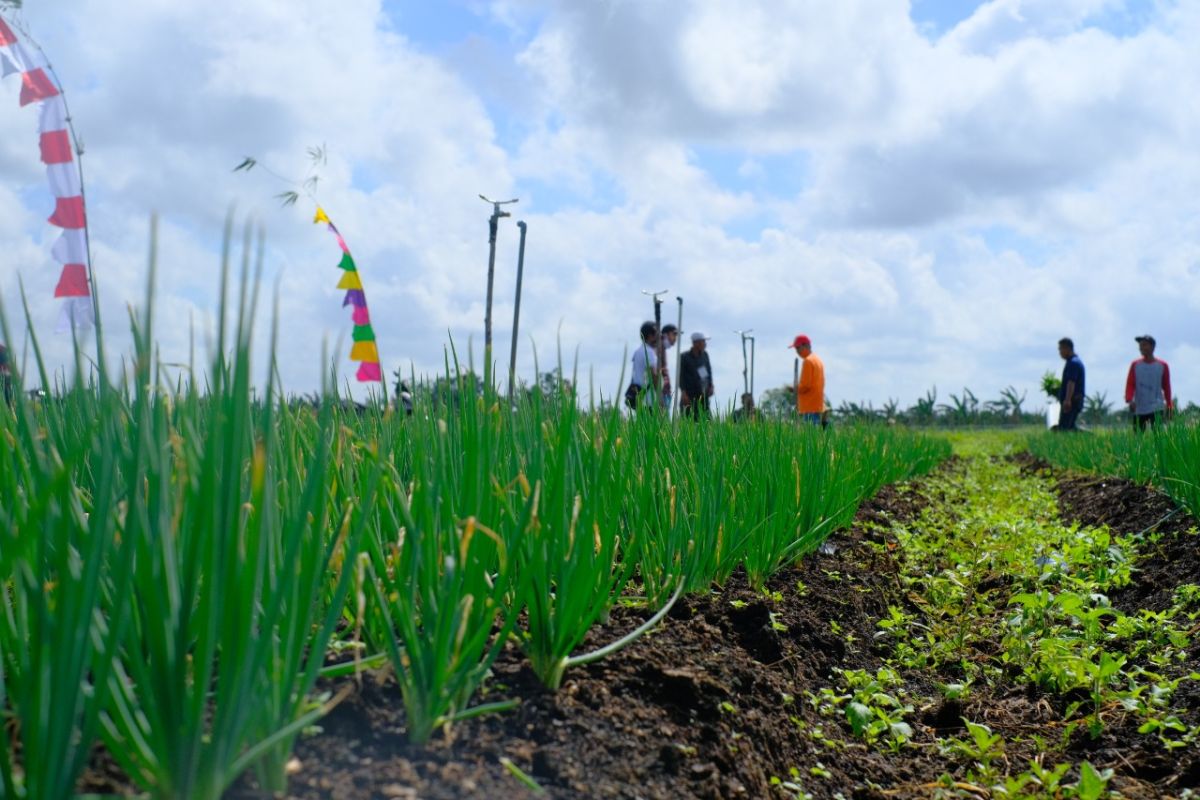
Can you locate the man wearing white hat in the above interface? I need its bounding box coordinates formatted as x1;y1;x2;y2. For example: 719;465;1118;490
679;332;714;420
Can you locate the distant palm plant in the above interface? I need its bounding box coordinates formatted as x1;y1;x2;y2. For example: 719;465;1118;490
985;386;1027;421
1082;391;1114;425
939;388;979;424
835;400;877;422
907;387;938;424
999;386;1026;417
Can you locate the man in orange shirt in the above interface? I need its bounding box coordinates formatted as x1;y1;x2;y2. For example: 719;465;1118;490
791;334;825;424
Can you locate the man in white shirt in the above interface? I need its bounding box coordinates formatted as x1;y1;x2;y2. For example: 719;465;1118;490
625;321;661;411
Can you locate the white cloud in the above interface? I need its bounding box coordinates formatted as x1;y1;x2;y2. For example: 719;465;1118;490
945;0;1125;54
1;0;1197;414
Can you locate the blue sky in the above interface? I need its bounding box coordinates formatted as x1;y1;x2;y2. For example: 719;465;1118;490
1;0;1198;411
912;0;989;34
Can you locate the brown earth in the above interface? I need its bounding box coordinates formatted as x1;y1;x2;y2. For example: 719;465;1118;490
77;465;1200;799
243;482;935;800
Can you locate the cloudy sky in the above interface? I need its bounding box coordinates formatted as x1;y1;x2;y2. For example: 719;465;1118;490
1;0;1197;411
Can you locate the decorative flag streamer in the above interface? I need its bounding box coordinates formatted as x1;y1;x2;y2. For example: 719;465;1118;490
0;13;94;332
335;271;362;291
313;206;381;383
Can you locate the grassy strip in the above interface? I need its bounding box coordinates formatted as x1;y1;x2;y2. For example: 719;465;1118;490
1029;426;1200;520
806;444;1199;798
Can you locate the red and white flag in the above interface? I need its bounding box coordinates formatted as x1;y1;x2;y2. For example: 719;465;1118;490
1;13;94;332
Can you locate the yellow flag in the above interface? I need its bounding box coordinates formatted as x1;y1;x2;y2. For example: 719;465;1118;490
313;206;331;225
337;271;363;290
350;341;379;362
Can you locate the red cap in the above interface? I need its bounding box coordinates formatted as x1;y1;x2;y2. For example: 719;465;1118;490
790;334;811;349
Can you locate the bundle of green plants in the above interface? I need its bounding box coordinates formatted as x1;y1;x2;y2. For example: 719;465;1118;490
1042;371;1062;398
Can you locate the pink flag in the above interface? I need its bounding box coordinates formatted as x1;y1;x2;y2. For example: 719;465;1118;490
19;67;58;106
0;17;17;47
356;361;382;382
54;264;89;297
352;305;370;325
48;195;86;229
39;129;72;164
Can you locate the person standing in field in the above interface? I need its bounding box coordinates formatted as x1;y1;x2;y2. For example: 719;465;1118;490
660;323;678;409
678;331;714;420
731;392;759;423
625;321;661;412
791;334;825;425
0;343;11;407
1056;338;1085;431
1125;334;1172;431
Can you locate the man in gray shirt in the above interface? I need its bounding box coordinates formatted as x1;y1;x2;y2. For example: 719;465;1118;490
1124;335;1173;431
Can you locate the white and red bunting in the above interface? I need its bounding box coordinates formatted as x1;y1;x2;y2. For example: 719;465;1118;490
0;13;93;332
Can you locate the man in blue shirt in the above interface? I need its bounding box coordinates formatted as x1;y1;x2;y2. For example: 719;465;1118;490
1056;338;1085;431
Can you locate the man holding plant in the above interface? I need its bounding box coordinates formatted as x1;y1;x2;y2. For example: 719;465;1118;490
1125;334;1172;431
1056;338;1085;431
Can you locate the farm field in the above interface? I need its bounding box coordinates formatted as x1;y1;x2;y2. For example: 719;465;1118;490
0;273;1196;800
5;320;1200;799
2;294;951;799
224;435;1199;800
4;4;1200;798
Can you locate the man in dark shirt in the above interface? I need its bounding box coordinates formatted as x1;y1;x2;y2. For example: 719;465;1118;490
1056;337;1085;431
731;392;758;422
678;332;714;420
0;343;12;407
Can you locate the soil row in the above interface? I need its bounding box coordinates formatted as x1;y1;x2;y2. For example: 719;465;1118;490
81;458;1200;799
